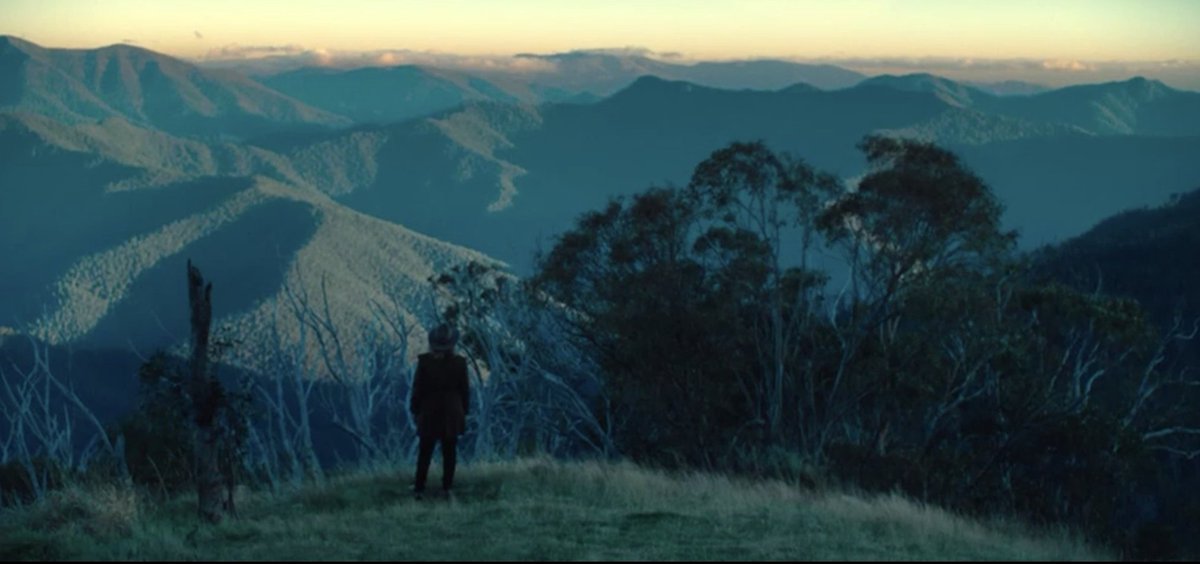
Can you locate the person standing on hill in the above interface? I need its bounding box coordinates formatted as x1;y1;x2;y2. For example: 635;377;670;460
410;324;470;498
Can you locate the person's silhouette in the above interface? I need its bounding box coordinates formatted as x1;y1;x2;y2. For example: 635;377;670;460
410;324;469;498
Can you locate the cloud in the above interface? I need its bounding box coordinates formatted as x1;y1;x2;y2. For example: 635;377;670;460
789;55;1200;90
374;52;400;65
201;44;689;75
199;45;718;76
1039;59;1093;72
199;44;560;74
793;56;1058;73
516;46;682;62
192;44;1200;91
203;43;309;59
310;48;334;66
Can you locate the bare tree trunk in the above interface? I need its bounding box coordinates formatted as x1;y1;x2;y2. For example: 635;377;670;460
188;260;227;524
770;266;784;443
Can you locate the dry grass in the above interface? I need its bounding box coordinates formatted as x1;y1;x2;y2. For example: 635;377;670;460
21;484;139;537
0;457;1109;561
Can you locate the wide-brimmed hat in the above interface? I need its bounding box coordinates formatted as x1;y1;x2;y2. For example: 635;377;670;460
428;324;459;352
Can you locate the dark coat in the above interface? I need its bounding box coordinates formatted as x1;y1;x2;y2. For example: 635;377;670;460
410;352;469;439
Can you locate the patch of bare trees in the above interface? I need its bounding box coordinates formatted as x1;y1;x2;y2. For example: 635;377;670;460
431;261;615;460
233;258;613;492
0;333;129;504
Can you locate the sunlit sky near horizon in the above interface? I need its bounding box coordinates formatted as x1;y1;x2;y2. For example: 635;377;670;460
4;0;1197;60
3;0;1199;87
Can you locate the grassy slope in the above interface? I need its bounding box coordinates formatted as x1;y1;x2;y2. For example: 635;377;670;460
0;458;1106;561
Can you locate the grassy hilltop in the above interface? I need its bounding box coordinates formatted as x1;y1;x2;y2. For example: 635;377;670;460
0;458;1105;561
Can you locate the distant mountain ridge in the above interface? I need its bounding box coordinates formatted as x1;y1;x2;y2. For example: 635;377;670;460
263;65;529;125
965;80;1050;96
252;51;1200;140
859;73;993;107
509;51;867;94
0;86;495;368
257;53;868;124
862;72;1200;136
245;74;1200;270
0;35;349;139
985;76;1200;136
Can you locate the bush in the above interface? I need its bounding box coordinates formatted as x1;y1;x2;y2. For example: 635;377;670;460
112;353;194;498
0;457;68;506
25;484;138;536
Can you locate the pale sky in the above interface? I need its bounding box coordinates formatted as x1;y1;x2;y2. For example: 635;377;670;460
2;0;1198;63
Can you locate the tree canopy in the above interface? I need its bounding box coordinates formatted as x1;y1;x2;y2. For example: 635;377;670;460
532;136;1199;558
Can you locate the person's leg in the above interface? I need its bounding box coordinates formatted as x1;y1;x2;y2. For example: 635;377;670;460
414;434;436;492
441;435;458;492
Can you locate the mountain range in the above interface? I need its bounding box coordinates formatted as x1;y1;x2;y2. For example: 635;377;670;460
0;40;494;363
248;74;1200;265
0;35;348;139
2;36;1198;365
507;50;867;94
861;73;1200;135
257;51;872;125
